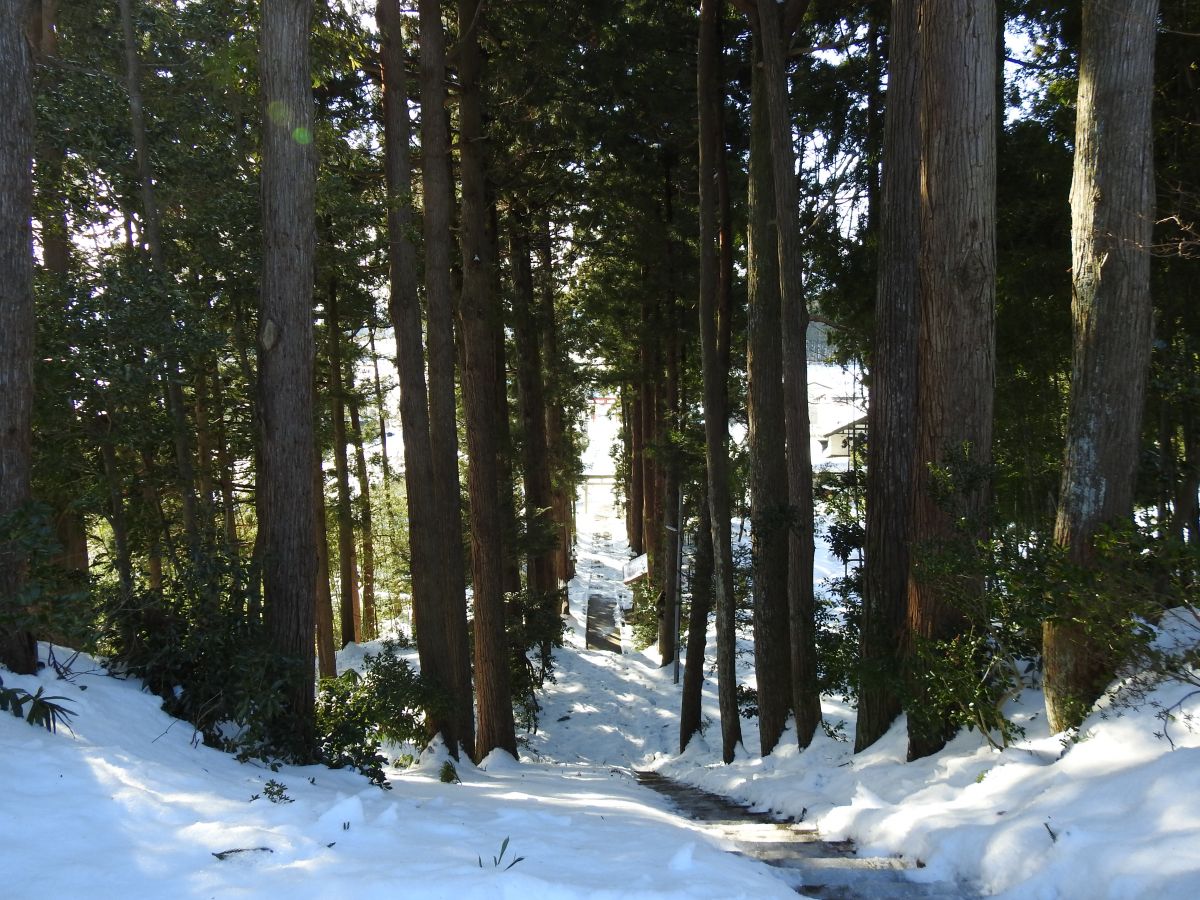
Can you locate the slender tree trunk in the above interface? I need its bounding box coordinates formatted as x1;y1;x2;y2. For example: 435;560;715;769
755;0;821;748
380;0;473;757
640;318;659;569
699;0;741;764
258;0;318;756
535;223;573;595
0;2;38;674
628;386;645;555
1044;0;1158;734
194;369;218;545
680;490;714;753
367;326;392;484
458;0;516;761
328;282;360;647
213;373;242;577
349;398;377;641
511;217;557;602
907;0;997;760
493;308;523;598
418;0;475;757
314;463;336;679
658;322;681;668
746;33;791;757
857;0;920;754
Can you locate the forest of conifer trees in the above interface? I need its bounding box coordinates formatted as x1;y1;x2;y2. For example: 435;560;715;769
1;0;1198;777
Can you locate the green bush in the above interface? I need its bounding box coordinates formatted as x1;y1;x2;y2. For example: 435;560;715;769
315;640;445;787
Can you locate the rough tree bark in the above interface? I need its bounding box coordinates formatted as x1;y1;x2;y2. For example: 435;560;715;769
257;0;318;755
746;30;791;757
511;216;557;602
754;0;822;748
458;0;517;761
0;0;38;675
1044;0;1158;734
379;0;473;757
699;0;742;764
907;0;997;760
856;0;920;754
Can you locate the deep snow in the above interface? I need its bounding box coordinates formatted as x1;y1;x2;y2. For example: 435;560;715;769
3;429;1199;897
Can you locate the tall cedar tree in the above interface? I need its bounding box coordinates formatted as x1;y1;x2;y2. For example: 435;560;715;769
1044;0;1159;733
857;0;920;754
257;0;319;754
746;29;791;757
510;216;557;603
752;0;822;747
418;0;475;757
378;0;472;757
458;0;518;761
906;0;997;760
698;0;741;763
0;0;38;675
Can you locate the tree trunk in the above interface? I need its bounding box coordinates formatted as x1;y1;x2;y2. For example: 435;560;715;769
327;281;360;647
746;33;791;757
381;0;473;757
856;0;920;754
755;0;821;748
699;0;742;764
907;0;997;760
458;0;517;761
658;321;681;668
257;0;318;756
368;326;392;484
349;397;377;641
534;222;573;596
0;1;38;674
1044;0;1158;734
511;216;557;602
418;0;475;757
680;490;714;753
628;386;645;555
314;463;336;679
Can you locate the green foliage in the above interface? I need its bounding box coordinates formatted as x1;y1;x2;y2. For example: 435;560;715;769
439;761;460;784
262;779;293;804
478;836;524;871
0;502;94;648
507;588;567;732
95;550;314;762
315;640;444;788
0;678;77;735
627;580;660;652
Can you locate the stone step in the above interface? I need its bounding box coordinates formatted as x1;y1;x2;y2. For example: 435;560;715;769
634;770;977;900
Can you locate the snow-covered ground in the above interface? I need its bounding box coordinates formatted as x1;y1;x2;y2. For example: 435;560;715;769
3;455;1199;897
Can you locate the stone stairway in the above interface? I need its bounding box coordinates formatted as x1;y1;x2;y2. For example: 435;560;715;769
634;771;976;899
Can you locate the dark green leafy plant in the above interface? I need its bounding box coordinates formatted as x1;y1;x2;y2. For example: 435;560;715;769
0;678;77;734
315;640;445;787
478;836;524;870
